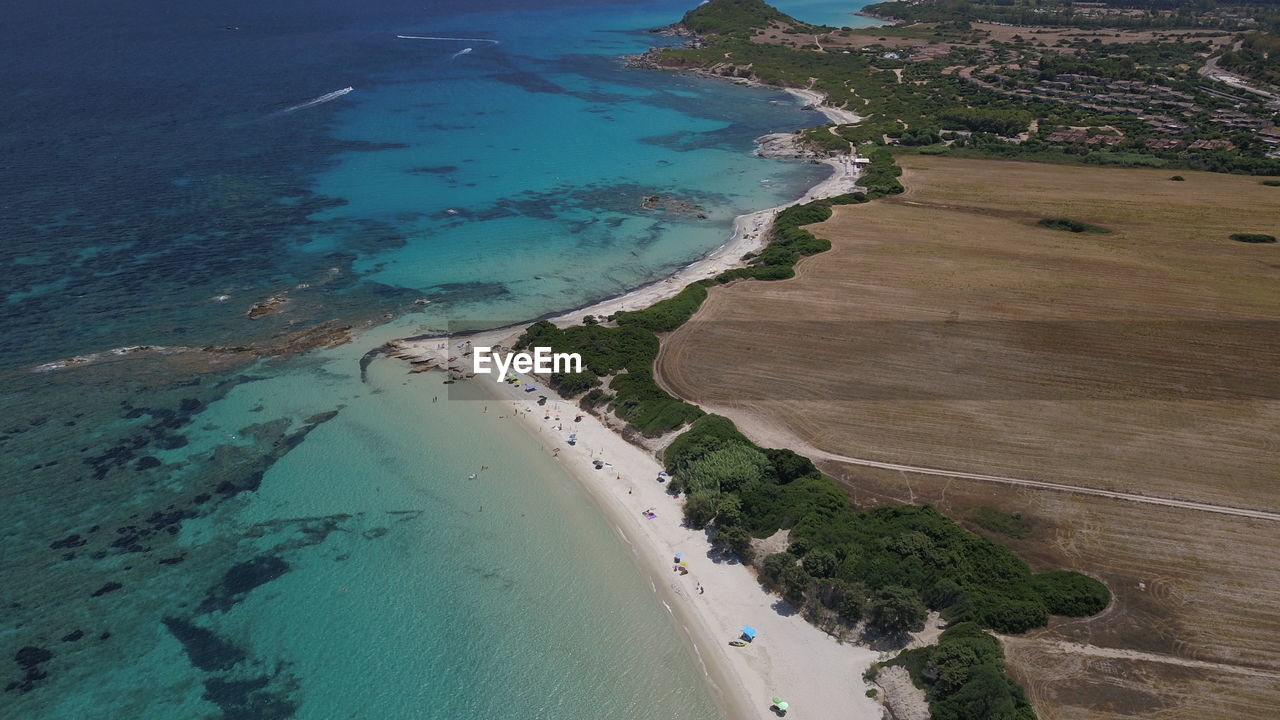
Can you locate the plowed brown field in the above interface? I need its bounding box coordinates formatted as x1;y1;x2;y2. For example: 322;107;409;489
655;156;1280;718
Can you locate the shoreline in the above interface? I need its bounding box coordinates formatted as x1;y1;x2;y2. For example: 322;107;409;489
387;85;881;719
476;374;883;720
388;88;862;366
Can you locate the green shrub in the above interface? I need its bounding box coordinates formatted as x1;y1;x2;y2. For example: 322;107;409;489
802;549;839;578
683;492;719;529
891;622;1036;720
762;551;799;583
683;441;772;494
664;415;752;473
614;281;711;333
778;564;814;603
1261;179;1280;187
1230;233;1277;243
550;371;600;398
713;525;755;561
1037;217;1111;234
869;585;928;632
1031;571;1110;617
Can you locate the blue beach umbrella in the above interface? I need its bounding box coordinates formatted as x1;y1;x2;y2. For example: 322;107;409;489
741;625;757;640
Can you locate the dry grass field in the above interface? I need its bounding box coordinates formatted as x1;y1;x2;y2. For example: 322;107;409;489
655;156;1280;718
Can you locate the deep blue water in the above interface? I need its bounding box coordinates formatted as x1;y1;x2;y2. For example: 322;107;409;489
1;1;865;717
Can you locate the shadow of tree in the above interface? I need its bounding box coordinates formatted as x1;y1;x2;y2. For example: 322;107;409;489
861;624;915;651
770;597;800;617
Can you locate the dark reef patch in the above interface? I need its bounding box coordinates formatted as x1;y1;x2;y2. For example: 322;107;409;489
407;165;459;175
163;617;245;672
639;125;748;152
6;646;53;693
203;673;299;720
50;533;86;550
91;581;123;597
418;280;511;306
199;556;291;614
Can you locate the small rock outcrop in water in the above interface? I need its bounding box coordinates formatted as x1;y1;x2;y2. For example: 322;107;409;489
246;293;288;319
640;194;708;215
650;23;701;40
755;132;825;159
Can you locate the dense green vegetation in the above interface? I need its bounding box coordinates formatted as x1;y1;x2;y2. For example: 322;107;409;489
515;318;703;436
1036;217;1112;234
939;107;1033;137
1230;232;1278;242
669;414;1111;635
680;0;793;37
888;622;1037;720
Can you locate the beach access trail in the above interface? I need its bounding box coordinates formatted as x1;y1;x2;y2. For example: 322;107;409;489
477;376;883;720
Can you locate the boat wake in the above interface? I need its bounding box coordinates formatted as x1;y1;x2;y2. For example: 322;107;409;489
396;34;499;44
279;86;353;114
449;47;473;60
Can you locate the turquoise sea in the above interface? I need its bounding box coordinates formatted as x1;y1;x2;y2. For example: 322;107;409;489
1;1;873;717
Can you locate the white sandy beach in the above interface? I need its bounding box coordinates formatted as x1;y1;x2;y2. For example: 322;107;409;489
393;89;884;719
784;87;863;125
477;375;884;720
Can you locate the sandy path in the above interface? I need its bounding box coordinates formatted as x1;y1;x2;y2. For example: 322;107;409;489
1000;637;1280;680
476;376;883;720
642;390;1280;524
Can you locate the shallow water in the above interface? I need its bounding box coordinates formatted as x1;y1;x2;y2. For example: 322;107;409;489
1;1;840;717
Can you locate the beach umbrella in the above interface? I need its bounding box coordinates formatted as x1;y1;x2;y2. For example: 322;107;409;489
777;701;789;711
772;697;782;705
675;552;684;559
